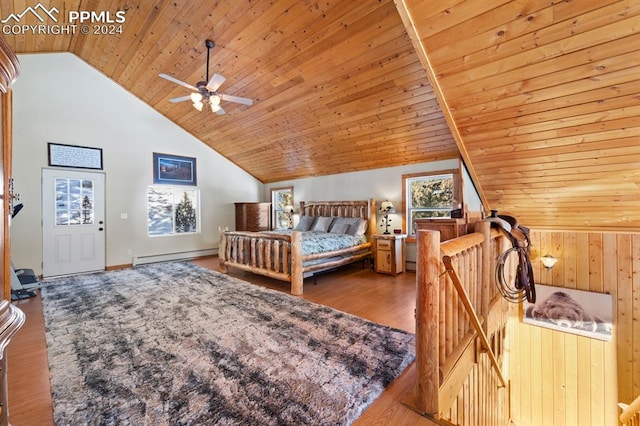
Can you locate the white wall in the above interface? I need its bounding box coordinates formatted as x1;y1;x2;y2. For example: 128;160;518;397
10;53;482;274
11;53;262;273
264;159;483;263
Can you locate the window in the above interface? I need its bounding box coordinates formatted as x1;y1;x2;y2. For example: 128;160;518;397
271;186;294;229
55;178;94;225
147;186;200;236
403;169;461;236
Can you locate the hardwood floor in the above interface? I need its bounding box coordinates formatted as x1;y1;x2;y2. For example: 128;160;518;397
7;294;54;426
7;257;438;425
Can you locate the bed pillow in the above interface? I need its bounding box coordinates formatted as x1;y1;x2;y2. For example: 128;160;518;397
329;217;349;232
311;216;334;232
346;218;368;236
295;215;316;231
329;223;350;234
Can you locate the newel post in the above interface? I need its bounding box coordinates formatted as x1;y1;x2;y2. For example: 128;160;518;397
415;229;440;416
218;226;228;272
290;231;304;295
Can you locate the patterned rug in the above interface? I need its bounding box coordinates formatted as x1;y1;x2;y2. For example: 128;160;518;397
41;262;415;425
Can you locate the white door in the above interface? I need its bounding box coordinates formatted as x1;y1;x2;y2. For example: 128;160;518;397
42;169;106;277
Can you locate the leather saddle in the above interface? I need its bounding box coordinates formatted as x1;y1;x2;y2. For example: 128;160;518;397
487;211;536;303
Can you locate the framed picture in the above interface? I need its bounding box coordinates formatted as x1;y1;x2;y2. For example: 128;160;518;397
523;284;612;341
152;153;197;186
48;143;103;170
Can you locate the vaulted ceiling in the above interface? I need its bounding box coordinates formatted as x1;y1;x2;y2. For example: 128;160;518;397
2;0;639;231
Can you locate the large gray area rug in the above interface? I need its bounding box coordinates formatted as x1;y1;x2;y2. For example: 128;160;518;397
41;261;415;425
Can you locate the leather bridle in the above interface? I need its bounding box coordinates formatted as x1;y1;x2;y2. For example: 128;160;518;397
487;211;536;304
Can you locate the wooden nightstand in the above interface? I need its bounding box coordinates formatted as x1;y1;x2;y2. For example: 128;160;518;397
373;234;406;275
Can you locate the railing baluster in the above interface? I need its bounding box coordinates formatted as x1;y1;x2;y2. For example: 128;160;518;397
415;222;510;424
442;255;507;389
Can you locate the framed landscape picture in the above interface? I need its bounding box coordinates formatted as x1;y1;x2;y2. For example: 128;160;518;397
153;153;197;186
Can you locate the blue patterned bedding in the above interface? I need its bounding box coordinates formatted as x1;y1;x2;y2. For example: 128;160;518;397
266;230;368;256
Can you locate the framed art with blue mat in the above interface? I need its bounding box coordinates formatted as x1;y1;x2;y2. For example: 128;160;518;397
153;152;197;186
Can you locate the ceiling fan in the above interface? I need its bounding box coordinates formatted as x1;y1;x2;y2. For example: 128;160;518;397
159;39;253;115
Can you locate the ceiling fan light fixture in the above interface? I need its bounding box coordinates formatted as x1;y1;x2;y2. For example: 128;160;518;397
159;39;252;116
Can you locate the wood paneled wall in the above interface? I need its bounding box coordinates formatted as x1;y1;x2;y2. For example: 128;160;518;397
509;230;639;425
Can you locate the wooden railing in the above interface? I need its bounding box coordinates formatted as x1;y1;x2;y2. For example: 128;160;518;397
442;255;506;388
415;221;512;425
620;394;640;426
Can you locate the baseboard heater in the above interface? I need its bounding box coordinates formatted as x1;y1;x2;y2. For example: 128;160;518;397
132;248;218;266
405;260;416;272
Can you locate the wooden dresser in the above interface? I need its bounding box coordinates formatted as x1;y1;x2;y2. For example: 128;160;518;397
235;202;271;231
414;218;467;242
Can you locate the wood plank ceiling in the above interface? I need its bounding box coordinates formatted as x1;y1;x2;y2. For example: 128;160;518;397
395;0;640;231
2;0;639;231
2;0;458;181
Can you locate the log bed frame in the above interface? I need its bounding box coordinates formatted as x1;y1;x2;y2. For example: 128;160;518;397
219;199;376;295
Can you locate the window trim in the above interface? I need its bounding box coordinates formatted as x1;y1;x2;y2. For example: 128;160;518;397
402;167;462;242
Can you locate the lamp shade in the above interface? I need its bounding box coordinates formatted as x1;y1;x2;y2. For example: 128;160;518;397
379;200;395;213
541;254;558;269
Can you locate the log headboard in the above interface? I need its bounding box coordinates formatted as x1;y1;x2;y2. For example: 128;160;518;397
299;199;377;237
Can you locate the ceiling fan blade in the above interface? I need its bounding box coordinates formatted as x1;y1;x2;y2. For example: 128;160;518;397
220;93;253;106
158;73;198;91
169;95;192;103
205;73;226;92
215;106;226;115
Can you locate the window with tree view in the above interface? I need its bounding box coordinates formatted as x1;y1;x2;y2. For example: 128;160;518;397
147;186;199;236
55;178;94;226
405;172;457;236
271;186;293;229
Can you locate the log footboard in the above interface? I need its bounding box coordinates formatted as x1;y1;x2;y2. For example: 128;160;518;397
219;228;372;295
219;228;305;294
